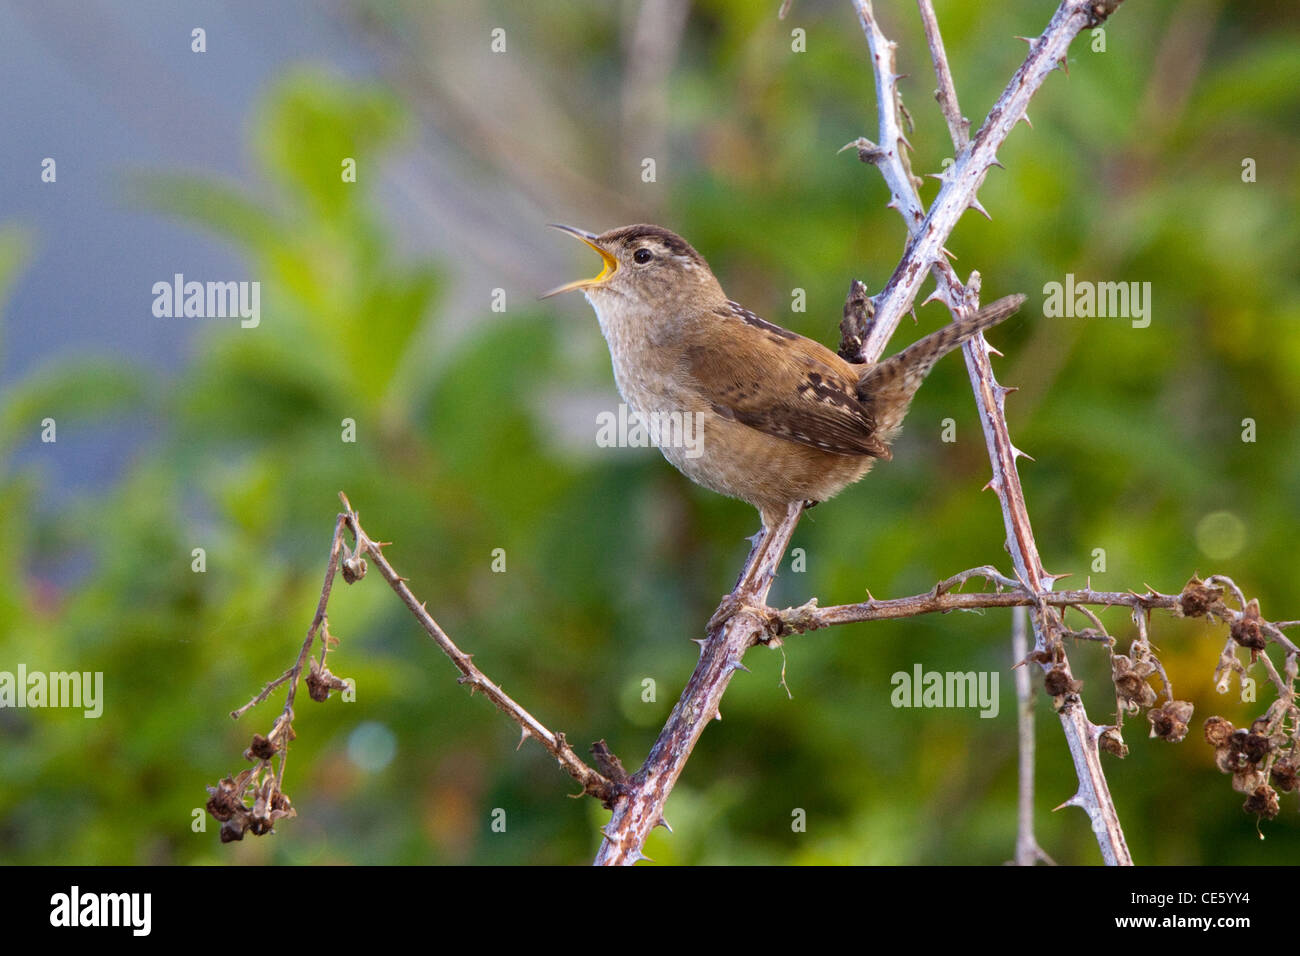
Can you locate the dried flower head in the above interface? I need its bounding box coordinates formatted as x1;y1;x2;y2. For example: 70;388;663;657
1148;700;1194;743
1203;716;1234;748
1229;599;1266;652
1044;667;1082;697
1178;575;1224;618
1243;784;1279;820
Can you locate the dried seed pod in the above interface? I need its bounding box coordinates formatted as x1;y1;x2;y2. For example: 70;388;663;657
1115;671;1157;709
1243;784;1279;820
1044;667;1081;697
1242;732;1272;764
1203;716;1235;748
205;776;246;823
1230;599;1266;651
219;819;246;843
1270;757;1299;793
247;733;277;761
1148;700;1194;743
341;554;367;584
1217;737;1250;774
1232;769;1267;795
1099;727;1129;758
1179;575;1224;617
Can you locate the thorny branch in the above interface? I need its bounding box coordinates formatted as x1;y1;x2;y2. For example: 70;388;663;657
328;496;619;804
206;494;619;843
763;571;1294;653
845;0;1133;863
593;503;803;864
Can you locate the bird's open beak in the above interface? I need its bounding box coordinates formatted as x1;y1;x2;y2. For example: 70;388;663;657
541;224;618;298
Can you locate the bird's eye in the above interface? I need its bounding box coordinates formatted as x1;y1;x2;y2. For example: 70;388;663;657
633;248;653;264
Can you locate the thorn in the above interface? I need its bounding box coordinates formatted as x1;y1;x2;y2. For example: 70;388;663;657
629;850;654;864
885;198;900;212
727;658;751;674
1012;445;1035;462
691;638;708;650
1058;56;1070;76
517;727;532;751
1014;35;1035;47
864;588;877;602
600;823;617;839
1052;793;1084;812
1019;112;1033;129
995;384;1019;398
655;816;673;833
986;344;1005;358
940;246;957;262
989;157;1005;170
713;709;723;721
920;289;944;308
982;478;1002;494
969;197;992;221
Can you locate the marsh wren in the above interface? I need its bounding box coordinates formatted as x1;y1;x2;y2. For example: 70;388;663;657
544;223;1025;534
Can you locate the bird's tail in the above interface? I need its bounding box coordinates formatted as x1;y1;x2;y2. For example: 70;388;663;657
858;293;1026;440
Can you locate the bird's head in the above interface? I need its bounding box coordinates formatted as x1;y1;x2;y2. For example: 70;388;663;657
542;223;723;313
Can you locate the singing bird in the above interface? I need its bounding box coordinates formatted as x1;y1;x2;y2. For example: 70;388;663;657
544;223;1024;534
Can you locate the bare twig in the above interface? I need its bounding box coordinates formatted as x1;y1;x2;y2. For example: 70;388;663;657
1012;606;1055;865
917;0;969;150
